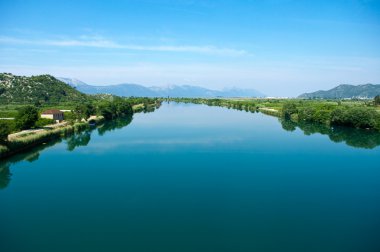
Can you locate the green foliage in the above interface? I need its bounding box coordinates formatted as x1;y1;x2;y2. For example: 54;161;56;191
35;118;55;128
169;97;258;113
298;105;332;124
0;73;88;104
15;106;39;130
282;102;298;119
277;100;380;130
170;97;380;131
375;95;380;105
97;98;133;119
0;120;11;143
331;107;379;129
64;112;76;125
73;103;95;120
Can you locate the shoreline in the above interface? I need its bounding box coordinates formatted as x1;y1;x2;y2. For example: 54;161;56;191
0;118;103;160
0;102;158;160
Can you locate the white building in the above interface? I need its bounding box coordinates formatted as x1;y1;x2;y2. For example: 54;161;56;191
41;109;64;122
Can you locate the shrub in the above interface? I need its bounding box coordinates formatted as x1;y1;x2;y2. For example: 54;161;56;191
331;107;379;129
35;118;55;128
375;95;380;105
282;102;298;119
0;120;11;143
15;106;39;130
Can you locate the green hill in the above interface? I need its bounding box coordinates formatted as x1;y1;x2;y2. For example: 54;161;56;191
0;73;88;104
298;84;380;99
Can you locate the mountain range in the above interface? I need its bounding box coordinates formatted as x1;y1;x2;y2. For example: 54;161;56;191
298;84;380;99
2;73;380;103
57;77;266;98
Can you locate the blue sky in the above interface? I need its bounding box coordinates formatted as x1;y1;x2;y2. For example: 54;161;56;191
0;0;379;96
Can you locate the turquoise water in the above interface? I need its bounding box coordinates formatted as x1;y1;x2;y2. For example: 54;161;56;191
1;102;380;252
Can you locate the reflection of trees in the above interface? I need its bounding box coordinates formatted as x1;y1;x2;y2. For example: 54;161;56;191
66;131;91;151
281;119;297;132
0;164;11;189
0;139;61;189
0;111;146;189
97;116;133;136
280;119;380;149
143;105;156;113
329;127;380;149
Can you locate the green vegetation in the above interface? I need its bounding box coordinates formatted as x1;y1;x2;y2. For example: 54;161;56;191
169;97;259;112
2;72;379;157
97;98;133;120
282;101;380;130
35;118;55;128
0;73;88;104
15;105;39;130
282;102;298;119
375;95;380;105
0;121;11;143
0;73;161;159
169;97;380;131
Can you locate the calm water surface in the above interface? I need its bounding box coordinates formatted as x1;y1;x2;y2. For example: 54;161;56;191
1;103;380;252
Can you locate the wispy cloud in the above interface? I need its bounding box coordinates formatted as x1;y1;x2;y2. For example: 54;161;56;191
0;35;247;56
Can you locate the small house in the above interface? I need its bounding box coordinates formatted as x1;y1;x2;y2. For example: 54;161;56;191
41;109;64;122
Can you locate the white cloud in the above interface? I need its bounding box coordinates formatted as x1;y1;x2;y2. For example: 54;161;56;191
0;35;247;56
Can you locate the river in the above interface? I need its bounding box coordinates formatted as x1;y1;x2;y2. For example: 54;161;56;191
1;102;380;252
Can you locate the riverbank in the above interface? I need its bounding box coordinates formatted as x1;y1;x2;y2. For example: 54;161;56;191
0;116;103;159
168;97;380;131
0;102;160;160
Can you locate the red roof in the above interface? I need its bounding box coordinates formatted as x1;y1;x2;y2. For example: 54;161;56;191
41;109;63;115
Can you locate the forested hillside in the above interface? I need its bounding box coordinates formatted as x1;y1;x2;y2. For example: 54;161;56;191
0;73;88;104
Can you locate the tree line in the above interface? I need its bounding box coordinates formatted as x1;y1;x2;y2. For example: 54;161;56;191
282;100;380;130
0;97;159;143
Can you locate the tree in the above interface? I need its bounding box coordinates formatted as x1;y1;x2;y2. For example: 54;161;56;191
0;120;11;143
375;95;380;105
331;106;378;129
74;103;95;121
282;102;298;119
64;112;76;125
15;106;39;130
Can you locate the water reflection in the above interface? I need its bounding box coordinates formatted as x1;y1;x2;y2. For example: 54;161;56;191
0;107;159;189
66;130;92;151
97;115;133;136
1;105;379;190
280;119;380;149
0;138;63;189
0;116;136;189
0;164;11;189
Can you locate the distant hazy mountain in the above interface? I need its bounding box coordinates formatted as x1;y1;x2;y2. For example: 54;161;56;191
298;84;380;99
57;77;88;87
58;77;265;98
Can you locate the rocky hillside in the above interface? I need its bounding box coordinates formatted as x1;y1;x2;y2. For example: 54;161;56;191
298;84;380;99
0;73;88;103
